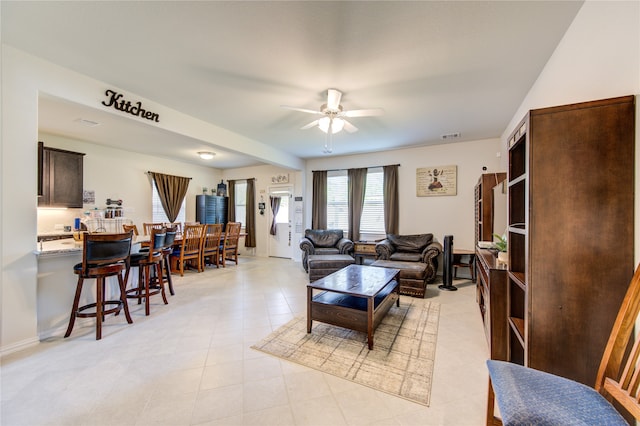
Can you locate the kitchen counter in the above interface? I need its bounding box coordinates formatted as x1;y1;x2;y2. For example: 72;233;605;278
34;238;81;257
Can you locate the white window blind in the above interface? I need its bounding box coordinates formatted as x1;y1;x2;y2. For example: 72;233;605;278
234;181;247;228
152;184;186;223
327;171;348;233
360;168;385;235
326;168;385;237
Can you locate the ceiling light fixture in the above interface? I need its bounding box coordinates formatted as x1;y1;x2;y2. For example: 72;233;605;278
198;151;215;160
318;116;345;134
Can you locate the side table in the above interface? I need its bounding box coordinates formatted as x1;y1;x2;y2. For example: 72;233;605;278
453;249;476;282
353;241;378;265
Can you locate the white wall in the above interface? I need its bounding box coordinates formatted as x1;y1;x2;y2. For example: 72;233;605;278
304;138;504;251
37;133;221;233
222;165;304;260
501;0;640;263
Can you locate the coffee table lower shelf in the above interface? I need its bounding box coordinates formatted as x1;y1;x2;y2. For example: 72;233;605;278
307;280;399;350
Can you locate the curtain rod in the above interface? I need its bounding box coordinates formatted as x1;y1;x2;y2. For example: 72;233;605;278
312;164;400;173
145;171;192;180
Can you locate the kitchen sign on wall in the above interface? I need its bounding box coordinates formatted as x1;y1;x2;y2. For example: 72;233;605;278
101;89;160;123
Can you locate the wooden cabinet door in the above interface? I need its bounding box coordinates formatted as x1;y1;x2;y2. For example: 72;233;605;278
38;147;84;208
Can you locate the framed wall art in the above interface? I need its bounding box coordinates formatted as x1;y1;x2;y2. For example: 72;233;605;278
416;165;457;197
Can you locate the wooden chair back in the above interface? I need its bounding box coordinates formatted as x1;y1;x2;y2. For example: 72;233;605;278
595;264;640;419
171;224;205;276
122;224;139;236
220;222;242;266
164;222;182;234
202;223;223;269
81;231;133;273
143;222;165;236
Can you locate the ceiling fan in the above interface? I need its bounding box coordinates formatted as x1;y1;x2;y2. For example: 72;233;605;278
281;89;384;153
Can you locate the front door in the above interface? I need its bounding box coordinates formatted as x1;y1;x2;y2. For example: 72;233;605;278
268;187;292;258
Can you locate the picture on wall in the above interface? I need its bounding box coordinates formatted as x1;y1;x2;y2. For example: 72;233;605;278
416;165;457;197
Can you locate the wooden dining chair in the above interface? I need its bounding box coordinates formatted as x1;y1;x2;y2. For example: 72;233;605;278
486;264;640;425
220;222;241;267
201;223;223;270
122;224;139;236
142;222;164;236
170;224;205;276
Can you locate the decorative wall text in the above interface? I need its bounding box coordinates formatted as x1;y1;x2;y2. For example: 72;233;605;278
102;89;160;123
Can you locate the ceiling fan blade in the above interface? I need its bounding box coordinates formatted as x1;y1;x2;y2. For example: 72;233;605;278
343;120;358;133
342;108;385;118
326;89;342;111
280;105;323;115
300;120;320;130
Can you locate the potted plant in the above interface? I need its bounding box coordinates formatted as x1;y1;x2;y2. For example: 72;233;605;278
493;233;508;264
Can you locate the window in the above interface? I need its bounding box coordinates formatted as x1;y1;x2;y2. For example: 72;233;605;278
326;168;385;238
327;171;348;233
152;184;186;223
360;168;385;236
234;181;247;228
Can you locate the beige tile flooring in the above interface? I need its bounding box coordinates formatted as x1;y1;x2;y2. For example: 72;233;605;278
1;257;489;425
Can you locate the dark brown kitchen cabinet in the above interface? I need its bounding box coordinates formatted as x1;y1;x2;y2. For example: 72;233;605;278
38;143;85;208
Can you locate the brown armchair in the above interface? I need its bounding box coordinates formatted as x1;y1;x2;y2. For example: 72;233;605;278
375;234;442;283
299;229;354;272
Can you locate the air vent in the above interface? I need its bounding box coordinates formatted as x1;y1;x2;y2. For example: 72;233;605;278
441;132;461;140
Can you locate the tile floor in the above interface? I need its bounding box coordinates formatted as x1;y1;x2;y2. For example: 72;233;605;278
1;257;489;425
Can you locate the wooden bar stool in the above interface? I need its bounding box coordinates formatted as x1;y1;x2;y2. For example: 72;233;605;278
125;227;168;315
64;231;134;340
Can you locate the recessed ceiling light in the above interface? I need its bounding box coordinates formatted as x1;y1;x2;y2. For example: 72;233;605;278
198;151;215;160
75;118;100;127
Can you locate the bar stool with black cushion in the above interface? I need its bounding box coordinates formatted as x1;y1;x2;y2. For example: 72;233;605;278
160;227;178;295
220;222;242;267
64;231;134;340
171;224;205;276
202;223;223;269
125;227;168;316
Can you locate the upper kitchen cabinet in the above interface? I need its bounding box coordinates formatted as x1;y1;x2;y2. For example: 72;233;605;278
38;142;85;208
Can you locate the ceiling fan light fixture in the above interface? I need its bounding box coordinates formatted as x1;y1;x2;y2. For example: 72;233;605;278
197;151;215;160
318;117;345;134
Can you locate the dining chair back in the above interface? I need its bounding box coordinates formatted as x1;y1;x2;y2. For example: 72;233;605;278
220;222;242;267
164;222;182;234
486;263;640;425
170;224;205;276
202;223;223;269
123;224;139;236
65;231;133;340
143;222;164;236
124;227;168;316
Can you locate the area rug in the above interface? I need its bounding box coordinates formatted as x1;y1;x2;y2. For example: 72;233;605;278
251;299;440;406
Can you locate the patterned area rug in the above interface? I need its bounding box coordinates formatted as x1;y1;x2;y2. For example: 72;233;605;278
251;300;440;406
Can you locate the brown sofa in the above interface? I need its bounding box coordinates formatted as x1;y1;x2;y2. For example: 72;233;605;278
375;234;442;283
299;229;354;272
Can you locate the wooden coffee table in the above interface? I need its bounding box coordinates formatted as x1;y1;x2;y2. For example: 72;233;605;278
307;264;400;349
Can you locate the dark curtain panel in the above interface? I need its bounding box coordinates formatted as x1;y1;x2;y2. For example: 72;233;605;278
383;165;399;234
311;170;327;230
149;172;190;223
227;179;236;223
348;168;367;242
269;196;281;235
245;178;256;247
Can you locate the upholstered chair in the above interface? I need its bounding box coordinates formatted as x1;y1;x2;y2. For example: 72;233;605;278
299;229;354;272
375;234;442;283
